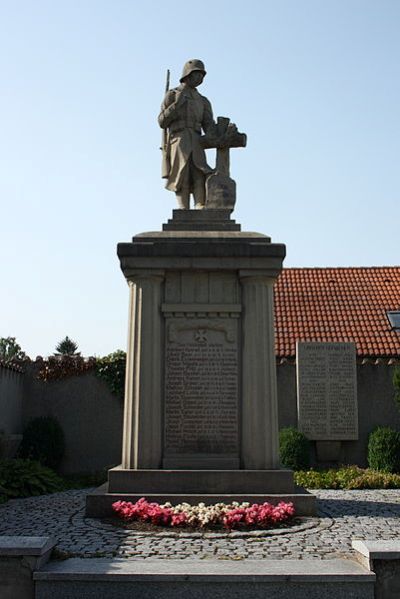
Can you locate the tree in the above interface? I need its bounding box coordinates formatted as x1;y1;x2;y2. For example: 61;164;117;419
55;336;79;356
0;337;27;362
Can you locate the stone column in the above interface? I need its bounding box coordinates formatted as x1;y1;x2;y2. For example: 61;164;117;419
240;272;280;469
122;271;164;469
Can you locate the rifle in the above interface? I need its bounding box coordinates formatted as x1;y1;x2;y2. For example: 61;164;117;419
161;69;170;178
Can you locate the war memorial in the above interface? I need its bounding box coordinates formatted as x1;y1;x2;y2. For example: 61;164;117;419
2;60;399;599
86;58;315;516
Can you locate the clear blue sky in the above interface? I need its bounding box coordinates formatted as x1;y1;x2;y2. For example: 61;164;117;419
1;0;399;358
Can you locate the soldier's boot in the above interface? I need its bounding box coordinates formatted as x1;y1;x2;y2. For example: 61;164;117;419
176;189;190;209
193;176;206;209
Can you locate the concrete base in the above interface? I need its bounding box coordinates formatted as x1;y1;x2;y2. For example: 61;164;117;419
108;467;295;494
162;455;240;469
34;557;375;599
86;470;317;518
0;536;55;599
118;215;285;473
86;467;317;518
162;208;241;231
353;540;400;599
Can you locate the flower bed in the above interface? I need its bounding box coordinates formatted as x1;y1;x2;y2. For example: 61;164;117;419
112;498;295;530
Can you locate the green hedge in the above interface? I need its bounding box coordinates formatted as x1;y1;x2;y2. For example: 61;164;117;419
279;427;310;471
367;426;400;473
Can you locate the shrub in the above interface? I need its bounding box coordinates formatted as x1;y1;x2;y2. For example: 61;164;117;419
279;427;310;470
295;467;347;489
95;350;126;399
368;426;400;473
18;416;65;470
295;466;363;489
0;458;64;502
347;469;400;489
294;466;400;489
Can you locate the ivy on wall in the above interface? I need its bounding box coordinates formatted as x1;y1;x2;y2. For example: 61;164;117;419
36;356;96;381
95;351;126;400
35;351;127;401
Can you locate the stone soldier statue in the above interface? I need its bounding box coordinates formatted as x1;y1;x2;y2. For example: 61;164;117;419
158;59;215;209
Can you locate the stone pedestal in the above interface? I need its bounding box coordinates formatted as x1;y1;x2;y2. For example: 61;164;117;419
240;274;280;469
122;273;164;469
86;210;315;516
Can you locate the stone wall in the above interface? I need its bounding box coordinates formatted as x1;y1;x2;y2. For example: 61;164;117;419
0;365;24;435
0;364;24;458
1;361;398;473
22;367;123;474
277;361;400;467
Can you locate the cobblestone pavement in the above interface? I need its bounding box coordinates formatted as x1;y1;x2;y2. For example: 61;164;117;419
0;489;399;560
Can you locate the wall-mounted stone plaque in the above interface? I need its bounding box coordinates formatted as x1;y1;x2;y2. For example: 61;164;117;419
163;307;240;467
296;342;358;440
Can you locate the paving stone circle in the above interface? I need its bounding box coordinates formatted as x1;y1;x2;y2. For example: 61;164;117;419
0;489;399;560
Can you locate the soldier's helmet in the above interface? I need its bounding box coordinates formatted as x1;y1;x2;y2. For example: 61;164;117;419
180;59;206;82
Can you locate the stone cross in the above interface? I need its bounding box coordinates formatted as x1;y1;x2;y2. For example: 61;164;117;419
201;117;246;210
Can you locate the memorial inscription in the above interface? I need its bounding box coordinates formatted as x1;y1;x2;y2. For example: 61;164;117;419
164;317;239;456
296;342;358;440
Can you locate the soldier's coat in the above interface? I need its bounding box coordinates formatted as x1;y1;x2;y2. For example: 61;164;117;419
158;84;214;192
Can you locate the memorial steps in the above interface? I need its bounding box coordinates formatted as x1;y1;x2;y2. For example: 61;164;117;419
33;557;375;599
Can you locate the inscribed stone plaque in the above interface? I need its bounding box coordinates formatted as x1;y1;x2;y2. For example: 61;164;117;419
164;316;239;456
296;342;358;440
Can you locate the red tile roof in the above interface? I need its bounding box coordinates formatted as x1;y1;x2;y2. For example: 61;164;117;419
274;267;400;358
